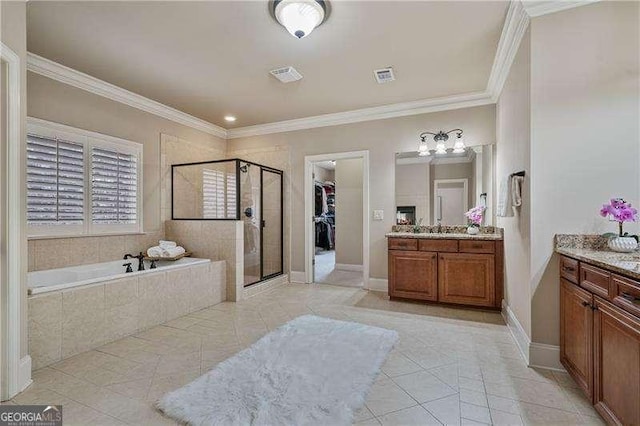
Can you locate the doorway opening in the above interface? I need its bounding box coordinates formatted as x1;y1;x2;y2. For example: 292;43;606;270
304;151;369;288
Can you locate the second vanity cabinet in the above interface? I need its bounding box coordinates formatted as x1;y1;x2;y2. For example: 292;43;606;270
559;255;640;425
388;237;503;309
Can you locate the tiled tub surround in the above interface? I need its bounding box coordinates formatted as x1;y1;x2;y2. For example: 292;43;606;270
555;234;640;280
28;259;226;370
28;230;165;272
165;220;244;301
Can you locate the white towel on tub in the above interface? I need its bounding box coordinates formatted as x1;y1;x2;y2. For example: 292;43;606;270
159;240;177;248
161;246;186;258
147;246;163;258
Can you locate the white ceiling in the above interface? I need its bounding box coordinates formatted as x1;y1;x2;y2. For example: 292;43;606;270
26;1;509;128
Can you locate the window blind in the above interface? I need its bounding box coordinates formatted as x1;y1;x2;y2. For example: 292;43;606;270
91;147;138;224
226;173;237;218
202;169;237;219
26;135;84;226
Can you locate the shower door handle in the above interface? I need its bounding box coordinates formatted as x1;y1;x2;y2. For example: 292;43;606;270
261;220;266;228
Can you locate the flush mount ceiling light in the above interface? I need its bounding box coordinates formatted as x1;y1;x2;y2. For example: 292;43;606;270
419;129;465;155
224;115;237;122
271;0;329;39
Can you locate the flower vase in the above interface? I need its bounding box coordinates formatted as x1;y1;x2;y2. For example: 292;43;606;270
467;226;479;235
607;236;638;253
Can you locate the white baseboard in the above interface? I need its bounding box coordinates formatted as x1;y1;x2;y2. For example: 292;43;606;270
502;299;530;365
366;278;388;292
530;342;564;371
501;300;564;371
244;275;287;299
335;263;364;272
19;356;32;394
290;271;306;283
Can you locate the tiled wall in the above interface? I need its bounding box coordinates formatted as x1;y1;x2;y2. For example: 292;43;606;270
28;260;225;370
27;230;164;272
165;220;244;301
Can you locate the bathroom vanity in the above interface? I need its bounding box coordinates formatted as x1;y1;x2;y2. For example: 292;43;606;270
556;237;640;425
386;230;504;309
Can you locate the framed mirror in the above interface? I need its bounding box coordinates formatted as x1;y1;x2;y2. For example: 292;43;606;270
395;144;495;227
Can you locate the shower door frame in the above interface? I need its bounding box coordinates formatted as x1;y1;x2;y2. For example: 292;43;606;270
170;158;284;286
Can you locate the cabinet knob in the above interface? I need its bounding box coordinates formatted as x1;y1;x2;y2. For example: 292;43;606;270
621;292;640;303
582;301;590;307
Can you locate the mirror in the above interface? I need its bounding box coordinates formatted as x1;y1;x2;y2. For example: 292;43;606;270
395;144;495;226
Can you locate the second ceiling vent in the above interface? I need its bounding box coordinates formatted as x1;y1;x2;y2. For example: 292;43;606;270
270;66;303;83
374;67;395;84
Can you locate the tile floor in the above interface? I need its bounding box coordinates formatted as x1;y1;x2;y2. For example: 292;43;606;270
6;283;602;425
314;249;364;287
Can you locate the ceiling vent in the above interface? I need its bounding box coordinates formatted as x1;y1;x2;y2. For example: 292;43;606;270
374;67;395;84
270;66;303;83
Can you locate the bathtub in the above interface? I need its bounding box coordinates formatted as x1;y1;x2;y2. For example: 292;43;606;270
28;257;226;369
28;257;211;295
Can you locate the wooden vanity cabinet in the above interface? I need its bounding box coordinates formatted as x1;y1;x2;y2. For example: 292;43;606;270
388;250;437;301
388;237;503;309
559;255;640;425
560;278;594;399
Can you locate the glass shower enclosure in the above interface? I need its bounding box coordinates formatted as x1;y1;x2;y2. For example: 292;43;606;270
171;159;283;286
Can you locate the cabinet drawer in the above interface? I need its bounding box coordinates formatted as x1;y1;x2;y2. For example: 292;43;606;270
459;240;495;254
580;264;611;299
418;239;458;253
388;238;418;251
560;256;580;284
612;274;640;318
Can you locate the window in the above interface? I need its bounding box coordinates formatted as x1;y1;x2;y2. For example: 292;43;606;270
27;118;143;237
202;168;237;219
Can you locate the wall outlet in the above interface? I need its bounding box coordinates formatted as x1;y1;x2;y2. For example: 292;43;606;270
373;210;384;221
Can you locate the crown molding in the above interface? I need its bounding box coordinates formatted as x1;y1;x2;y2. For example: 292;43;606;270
486;1;530;101
226;91;494;139
26;52;228;139
522;0;600;17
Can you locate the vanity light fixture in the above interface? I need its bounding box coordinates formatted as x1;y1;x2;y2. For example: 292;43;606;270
419;129;465;155
272;0;329;39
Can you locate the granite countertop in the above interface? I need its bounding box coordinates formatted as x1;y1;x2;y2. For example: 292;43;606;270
556;247;640;280
386;232;503;241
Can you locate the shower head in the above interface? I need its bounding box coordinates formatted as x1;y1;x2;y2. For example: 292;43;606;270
240;163;250;173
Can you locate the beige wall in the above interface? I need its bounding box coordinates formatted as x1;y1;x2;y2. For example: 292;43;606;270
395;162;430;225
496;29;532;339
529;1;639;345
335;158;363;266
228;105;496;280
27;72;227;233
1;0;29;360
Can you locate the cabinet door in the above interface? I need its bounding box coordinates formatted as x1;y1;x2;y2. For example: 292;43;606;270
389;250;437;301
438;253;495;307
560;279;593;400
594;297;640;425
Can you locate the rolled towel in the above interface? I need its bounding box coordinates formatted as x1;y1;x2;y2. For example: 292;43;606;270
159;240;177;248
161;246;186;258
147;246;163;258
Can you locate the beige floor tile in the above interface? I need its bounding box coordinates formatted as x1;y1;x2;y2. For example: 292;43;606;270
19;283;604;426
393;371;457;404
422;393;461;425
378;405;442;425
365;377;418;416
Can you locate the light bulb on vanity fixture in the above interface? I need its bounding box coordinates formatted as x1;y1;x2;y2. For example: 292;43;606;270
271;0;329;39
418;128;464;156
418;140;430;156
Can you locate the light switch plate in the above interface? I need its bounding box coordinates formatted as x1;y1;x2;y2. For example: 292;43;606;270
373;210;384;221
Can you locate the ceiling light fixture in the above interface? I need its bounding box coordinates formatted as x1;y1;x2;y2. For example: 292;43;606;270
419;129;465;155
224;116;237;122
272;0;328;39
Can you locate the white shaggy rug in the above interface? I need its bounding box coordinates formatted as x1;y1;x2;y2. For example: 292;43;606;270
157;315;398;425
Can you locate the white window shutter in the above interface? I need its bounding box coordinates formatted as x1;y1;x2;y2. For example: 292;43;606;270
91;147;138;225
27;135;84;226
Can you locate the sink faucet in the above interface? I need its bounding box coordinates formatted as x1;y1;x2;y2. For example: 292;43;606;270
437;219;443;233
123;252;145;271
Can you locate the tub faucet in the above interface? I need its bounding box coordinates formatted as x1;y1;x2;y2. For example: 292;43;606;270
124;252;145;271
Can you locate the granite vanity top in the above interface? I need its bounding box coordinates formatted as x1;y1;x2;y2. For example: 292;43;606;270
388;225;503;240
386;232;503;241
555;234;640;280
